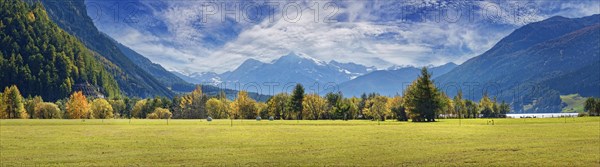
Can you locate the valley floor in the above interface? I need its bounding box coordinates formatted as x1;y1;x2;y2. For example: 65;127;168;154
1;118;599;166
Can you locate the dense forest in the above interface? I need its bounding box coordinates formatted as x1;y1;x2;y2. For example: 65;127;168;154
0;0;120;101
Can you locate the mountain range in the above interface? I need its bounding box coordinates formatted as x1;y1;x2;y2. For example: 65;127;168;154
175;52;457;96
175;52;378;87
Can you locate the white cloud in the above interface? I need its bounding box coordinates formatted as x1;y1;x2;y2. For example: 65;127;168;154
556;1;600;18
92;0;600;74
474;1;544;26
199;1;515;73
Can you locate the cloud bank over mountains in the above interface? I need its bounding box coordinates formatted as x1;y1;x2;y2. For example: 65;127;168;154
86;0;600;74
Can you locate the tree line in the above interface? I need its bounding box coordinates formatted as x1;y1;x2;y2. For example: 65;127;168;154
1;68;534;121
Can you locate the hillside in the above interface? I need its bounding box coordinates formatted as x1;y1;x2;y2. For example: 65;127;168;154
33;0;174;98
0;0;120;101
435;15;600;113
113;40;196;92
542;61;600;97
559;94;587;113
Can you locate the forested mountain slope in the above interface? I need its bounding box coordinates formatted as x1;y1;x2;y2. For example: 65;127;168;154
0;0;120;101
32;0;174;98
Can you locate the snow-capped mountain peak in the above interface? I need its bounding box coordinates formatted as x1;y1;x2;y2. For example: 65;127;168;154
174;53;375;93
274;52;327;66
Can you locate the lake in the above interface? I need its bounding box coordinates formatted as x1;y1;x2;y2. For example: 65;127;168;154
506;113;579;118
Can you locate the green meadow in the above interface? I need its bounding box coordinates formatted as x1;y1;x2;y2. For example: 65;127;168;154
561;94;588;113
1;118;599;166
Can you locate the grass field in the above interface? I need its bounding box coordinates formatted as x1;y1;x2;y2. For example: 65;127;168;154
1;118;599;166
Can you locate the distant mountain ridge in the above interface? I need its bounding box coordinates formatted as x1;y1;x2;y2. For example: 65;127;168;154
225;52;365;85
177;52;458;96
178;52;378;94
331;63;458;97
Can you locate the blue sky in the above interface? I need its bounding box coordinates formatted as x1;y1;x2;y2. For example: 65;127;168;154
85;0;600;74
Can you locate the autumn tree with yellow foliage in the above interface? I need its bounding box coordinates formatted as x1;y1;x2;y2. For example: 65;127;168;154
66;91;90;119
175;86;208;119
303;93;327;120
230;91;257;119
91;98;114;119
364;95;391;123
0;85;28;119
206;98;229;119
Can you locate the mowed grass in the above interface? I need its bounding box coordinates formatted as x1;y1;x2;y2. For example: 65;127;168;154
1;118;599;166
